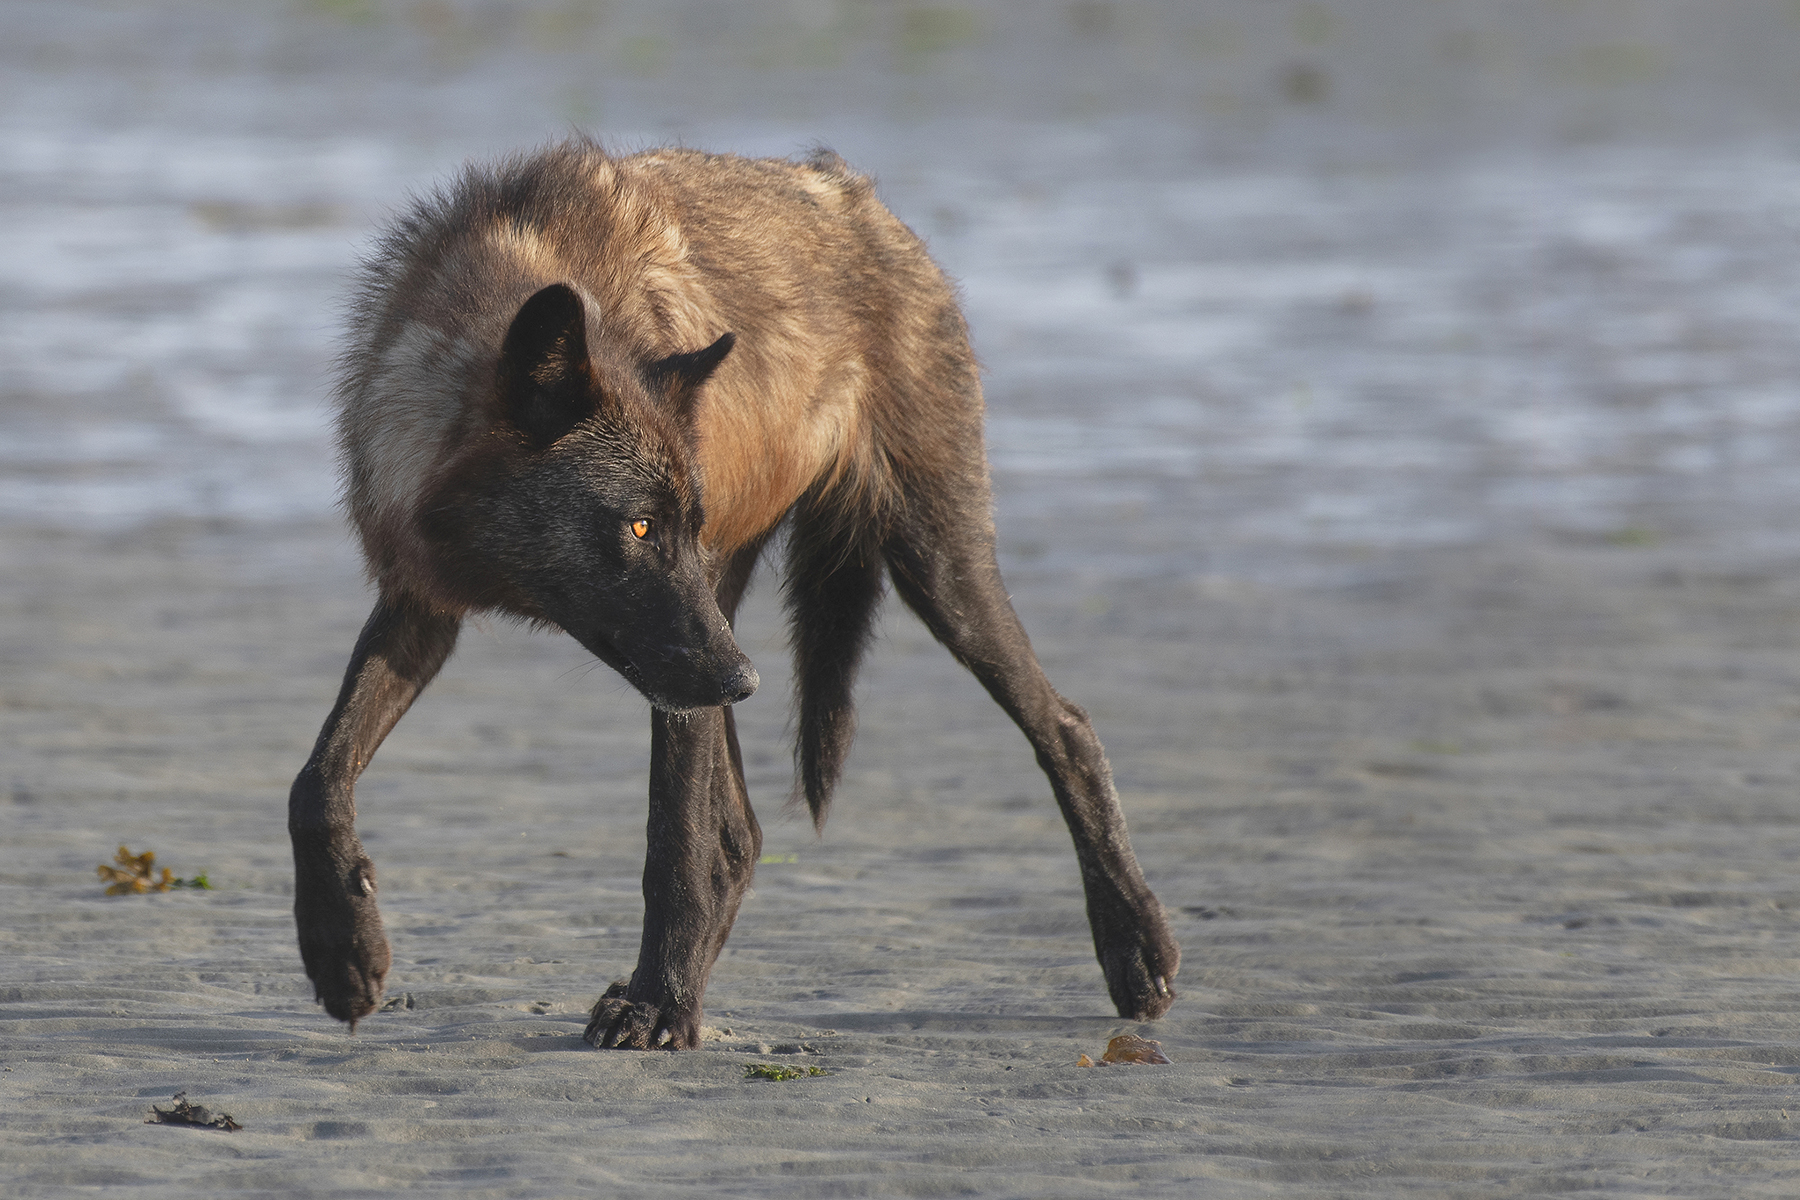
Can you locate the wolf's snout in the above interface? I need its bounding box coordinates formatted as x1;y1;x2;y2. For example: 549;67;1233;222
720;659;759;705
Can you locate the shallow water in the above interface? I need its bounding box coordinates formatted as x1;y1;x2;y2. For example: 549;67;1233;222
9;2;1800;586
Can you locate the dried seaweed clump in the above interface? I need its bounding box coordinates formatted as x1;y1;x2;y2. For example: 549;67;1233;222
146;1092;241;1131
1077;1034;1173;1067
97;846;211;895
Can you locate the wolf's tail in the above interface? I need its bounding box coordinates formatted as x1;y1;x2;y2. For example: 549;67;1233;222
783;488;886;831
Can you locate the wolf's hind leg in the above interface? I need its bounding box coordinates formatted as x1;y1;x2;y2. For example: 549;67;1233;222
289;594;460;1027
883;499;1180;1021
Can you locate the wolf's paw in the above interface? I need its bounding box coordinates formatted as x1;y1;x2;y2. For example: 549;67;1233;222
1098;903;1181;1022
293;840;390;1028
583;980;700;1050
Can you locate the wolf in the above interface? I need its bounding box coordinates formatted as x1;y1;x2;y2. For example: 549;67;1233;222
288;140;1179;1049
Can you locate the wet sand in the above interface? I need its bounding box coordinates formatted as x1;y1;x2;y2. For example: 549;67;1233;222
7;511;1800;1196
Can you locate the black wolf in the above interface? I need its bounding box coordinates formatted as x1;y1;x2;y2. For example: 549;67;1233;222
289;141;1179;1048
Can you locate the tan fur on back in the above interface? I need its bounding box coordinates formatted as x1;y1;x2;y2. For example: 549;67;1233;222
336;143;965;602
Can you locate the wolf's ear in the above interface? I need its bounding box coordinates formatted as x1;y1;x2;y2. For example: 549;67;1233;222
498;284;598;448
645;332;735;428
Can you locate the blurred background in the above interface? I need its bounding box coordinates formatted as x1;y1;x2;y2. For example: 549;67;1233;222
8;0;1800;585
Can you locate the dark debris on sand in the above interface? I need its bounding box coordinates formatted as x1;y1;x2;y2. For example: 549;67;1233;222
145;1092;241;1132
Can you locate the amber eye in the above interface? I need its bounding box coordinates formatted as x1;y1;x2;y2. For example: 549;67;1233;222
630;518;652;540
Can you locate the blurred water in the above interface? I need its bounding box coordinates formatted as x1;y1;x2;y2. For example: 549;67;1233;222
7;1;1800;584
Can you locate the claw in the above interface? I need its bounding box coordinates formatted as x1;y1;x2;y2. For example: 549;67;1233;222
583;983;698;1050
1154;974;1169;997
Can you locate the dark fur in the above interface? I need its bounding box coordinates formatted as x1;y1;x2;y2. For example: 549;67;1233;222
289;141;1179;1047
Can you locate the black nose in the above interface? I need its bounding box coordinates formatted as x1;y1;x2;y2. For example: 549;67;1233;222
720;660;758;705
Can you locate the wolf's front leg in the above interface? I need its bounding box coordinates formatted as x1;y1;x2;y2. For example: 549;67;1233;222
289;595;459;1028
587;706;761;1049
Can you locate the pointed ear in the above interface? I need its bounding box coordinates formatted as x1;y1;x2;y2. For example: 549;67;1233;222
645;332;735;424
498;284;598;448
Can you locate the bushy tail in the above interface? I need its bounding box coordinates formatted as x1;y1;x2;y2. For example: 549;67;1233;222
783;496;886;831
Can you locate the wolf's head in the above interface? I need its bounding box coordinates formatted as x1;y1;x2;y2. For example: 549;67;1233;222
386;283;756;712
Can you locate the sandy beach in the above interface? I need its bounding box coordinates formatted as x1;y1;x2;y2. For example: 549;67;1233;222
11;2;1800;1195
10;513;1800;1195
